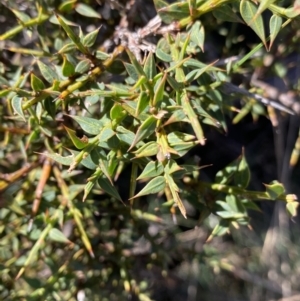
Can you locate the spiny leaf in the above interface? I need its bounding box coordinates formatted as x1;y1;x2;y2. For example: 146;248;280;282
62;56;75;77
206;220;230;242
167;131;195;144
286;202;299;217
212;5;243;23
240;0;266;48
30;73;45;91
41;152;74;166
69;115;104;135
253;0;276;23
75;59;91;74
137;161;164;180
190;21;205;52
156;48;172;62
131;176;165;199
82;27;100;48
133;142;159;158
64;125;89;149
126;49;147;78
98;176;123;203
182;91;205;145
136;91;149;116
143;52;157;80
49;228;72;244
155;0;190;24
269;14;282;51
153;73;167;106
56;14;88;54
37;61;59;84
264;181;285;200
116;126;135;146
165;173;186;218
11;95;26;121
75;3;101;19
128;116;157;151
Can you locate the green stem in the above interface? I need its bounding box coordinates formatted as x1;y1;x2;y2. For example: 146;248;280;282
199;181;287;201
0;14;49;40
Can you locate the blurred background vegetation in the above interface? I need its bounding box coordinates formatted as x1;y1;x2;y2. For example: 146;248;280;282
1;0;300;300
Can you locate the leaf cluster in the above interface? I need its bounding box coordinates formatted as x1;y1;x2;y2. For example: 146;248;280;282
0;0;299;300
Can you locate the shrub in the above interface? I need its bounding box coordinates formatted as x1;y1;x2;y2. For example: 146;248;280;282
0;0;299;300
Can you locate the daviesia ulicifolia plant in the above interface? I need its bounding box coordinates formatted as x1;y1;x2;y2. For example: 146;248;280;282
0;0;299;299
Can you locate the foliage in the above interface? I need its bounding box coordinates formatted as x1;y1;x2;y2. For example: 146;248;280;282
0;0;300;300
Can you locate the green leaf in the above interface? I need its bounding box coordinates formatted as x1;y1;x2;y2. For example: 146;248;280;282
164;109;189;126
69;115;104;135
254;0;276;22
62;56;75;77
56;14;88;54
134;141;159;158
131;176;165;199
124;63;139;81
126;50;147;78
165;173;186;218
155;0;190;24
212;5;243;23
44;97;56;119
169;141;197;157
37;61;59;84
116;126;135;146
185;60;217;83
242;199;262;212
11;95;26;122
82;27;100;48
95;50;110;60
59;0;77;12
30;73;45;91
156;48;172;62
234;151;250;188
83;179;96;201
58;42;77;54
75;59;91;74
137;161;164;180
215;151;250;188
79;153;98;170
153;73;167;106
190;21;205;52
98;176;123;202
136;91;149;116
226;194;246;214
269;14;282;50
64;126;89;149
128;116;157;151
90;147;106;164
143;52;157;80
167;131;195;144
232;102;252;124
110;103;127;122
42;152;74;166
50;14;78;26
240;0;266;47
98;126;115;142
286;202;299;217
182;91;205;145
11;9;31;23
264;181;285;200
166;75;184;91
164;159;182;175
75;3;101;19
49;228;71;244
207;220;230;241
